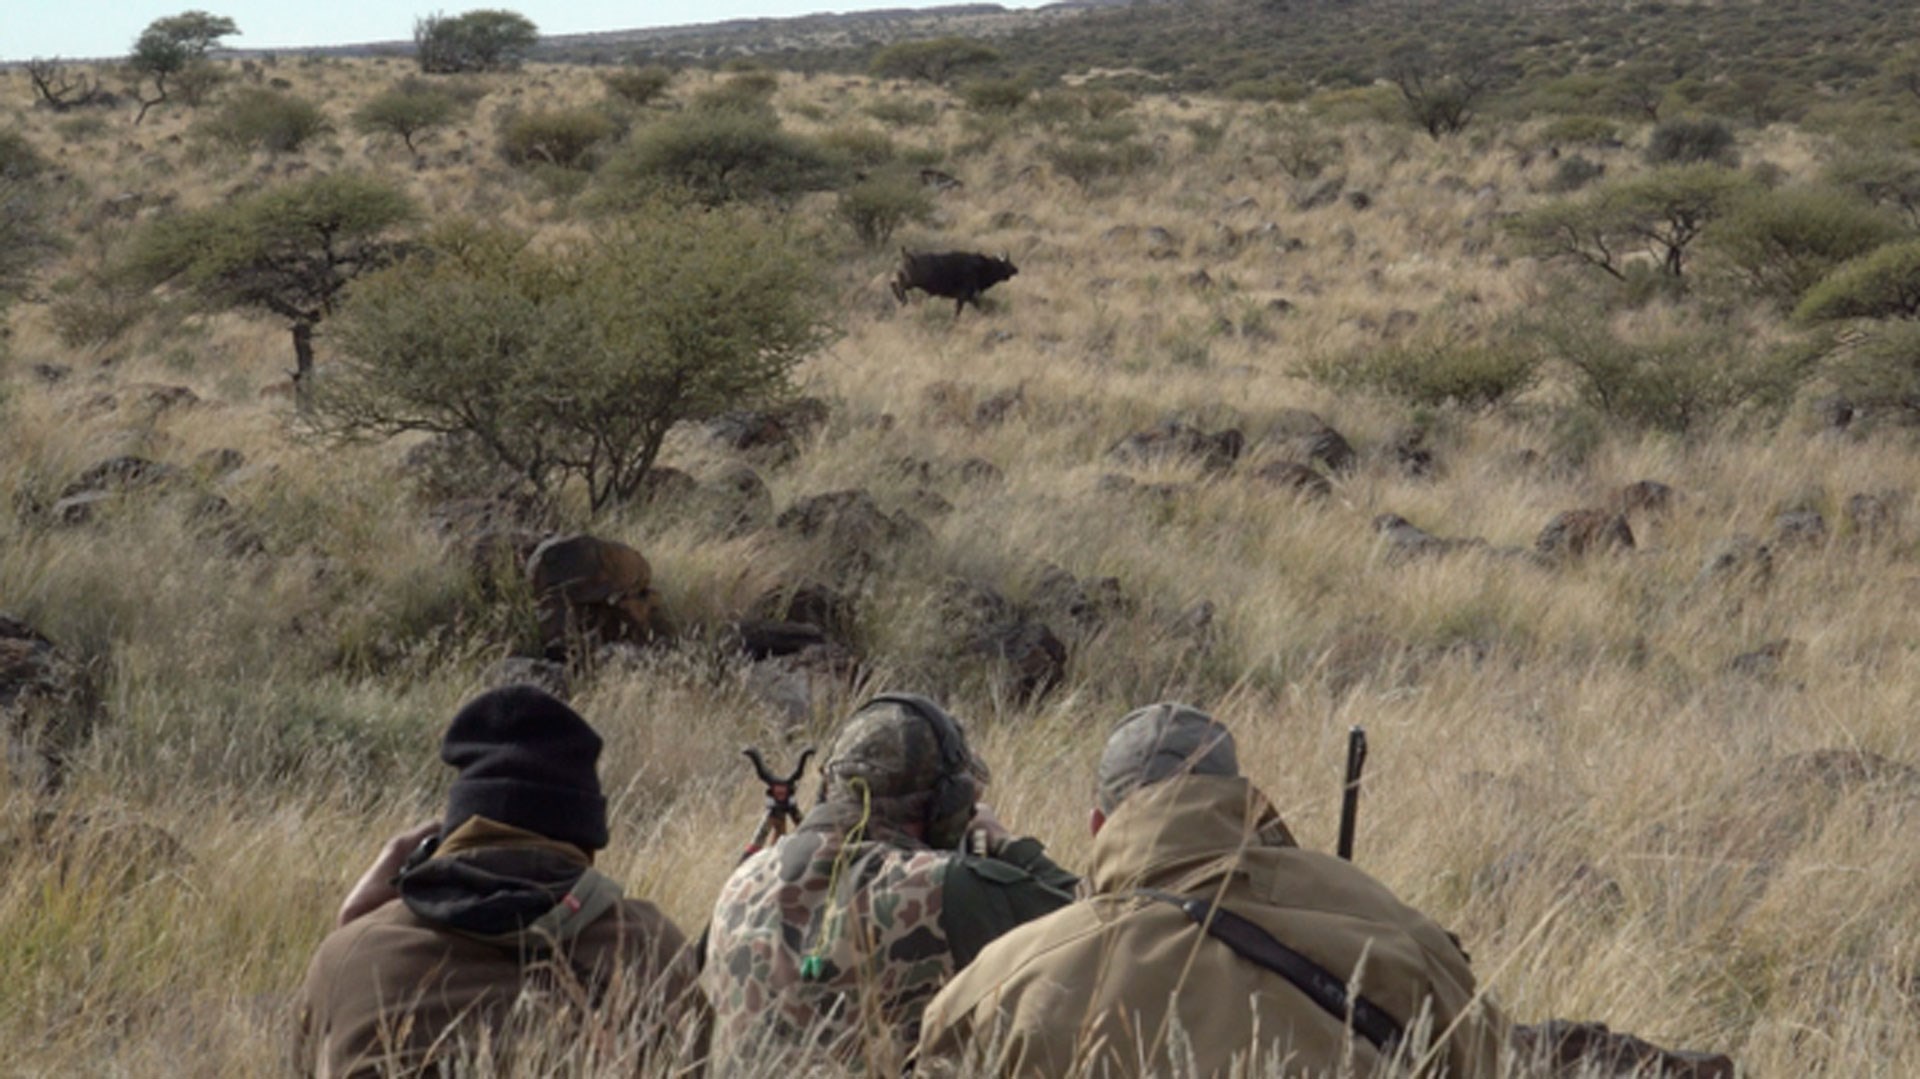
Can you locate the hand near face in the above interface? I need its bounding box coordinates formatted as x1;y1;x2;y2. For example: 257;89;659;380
335;820;441;928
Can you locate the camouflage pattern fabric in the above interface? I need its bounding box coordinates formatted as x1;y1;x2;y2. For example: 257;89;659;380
704;807;956;1071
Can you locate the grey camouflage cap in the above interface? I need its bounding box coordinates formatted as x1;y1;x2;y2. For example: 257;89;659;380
821;695;989;802
1095;702;1238;812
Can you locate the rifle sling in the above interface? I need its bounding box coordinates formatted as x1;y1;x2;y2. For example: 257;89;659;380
1138;888;1404;1057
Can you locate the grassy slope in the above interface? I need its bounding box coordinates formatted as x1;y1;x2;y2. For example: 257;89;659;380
1;47;1918;1076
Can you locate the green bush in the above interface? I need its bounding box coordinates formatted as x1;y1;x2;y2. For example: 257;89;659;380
1262;113;1341;180
1645;116;1738;166
498;107;618;169
47;272;153;347
598;109;837;208
836;169;934;248
863;97;939;128
197;89;332;153
1042;137;1157;190
818;126;896;170
314;207;834;510
352;80;463;152
415;9;538;74
1546;154;1606;193
869;37;998;83
1825;152;1920;227
1296;335;1540;410
691;71;779;117
1704;187;1906;306
960;78;1031;114
1826;320;1920;412
1540;115;1618;145
1796;241;1920;322
1223;77;1308;103
1536;311;1816;432
0;129;48;180
602;65;674;106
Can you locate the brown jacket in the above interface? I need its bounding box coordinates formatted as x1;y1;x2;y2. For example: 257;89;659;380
916;777;1508;1078
297;818;701;1078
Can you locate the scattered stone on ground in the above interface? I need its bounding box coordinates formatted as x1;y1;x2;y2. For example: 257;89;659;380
1372;514;1469;563
939;578;1068;699
1249;460;1333;499
1727;639;1792;679
1387;427;1437;479
1257;410;1355;473
1535;509;1634;562
1027;563;1133;637
1106;419;1244;473
1771;509;1828;550
776;489;929;580
526;534;666;661
751;582;858;642
706;397;830;462
1;613;95;792
192;447;248;480
1697;535;1773;587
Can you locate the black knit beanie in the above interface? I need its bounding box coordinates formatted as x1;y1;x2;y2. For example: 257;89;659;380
440;686;610;852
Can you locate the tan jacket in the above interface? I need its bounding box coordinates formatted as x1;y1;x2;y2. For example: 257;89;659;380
916;777;1508;1078
297;819;701;1078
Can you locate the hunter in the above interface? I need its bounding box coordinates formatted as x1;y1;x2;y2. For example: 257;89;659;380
702;692;1078;1073
296;686;703;1078
916;703;1510;1078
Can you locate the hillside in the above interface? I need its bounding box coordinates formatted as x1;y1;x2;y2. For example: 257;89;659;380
4;7;1920;1075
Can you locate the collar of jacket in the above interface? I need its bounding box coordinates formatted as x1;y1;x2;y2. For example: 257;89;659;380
437;815;592;866
1086;775;1298;898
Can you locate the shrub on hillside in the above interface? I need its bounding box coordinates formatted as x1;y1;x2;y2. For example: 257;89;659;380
818;126;896;170
1546;155;1606;193
598;109;837;208
1826;320;1920;414
352;80;463;153
1540;115;1619;146
960;78;1031;115
1825;152;1920;227
1645;116;1738;166
836;169;934;248
197;89;331;153
863;97;938;128
498;107;618;169
1297;335;1540;410
312;208;834;509
1704;187;1905;306
602;65;674;106
1262;113;1342;180
869;37;998;83
0;129;48;180
1042;137;1156;190
691;71;779;117
1537;311;1817;432
1796;241;1920;322
0;179;60;314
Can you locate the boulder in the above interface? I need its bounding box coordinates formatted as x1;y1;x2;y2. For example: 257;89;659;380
752;582;858;641
2;614;94;792
1387;428;1437;479
1250;461;1332;499
526;534;665;661
777;490;928;579
939;579;1068;699
1372;514;1460;563
972;386;1024;427
1028;564;1132;636
1107;420;1244;474
192;448;248;480
707;397;830;462
1535;509;1634;561
1257;411;1354;473
50;490;116;526
1697;535;1772;586
60;455;183;499
1772;509;1828;550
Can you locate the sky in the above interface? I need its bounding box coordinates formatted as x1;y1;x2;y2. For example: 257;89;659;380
2;1;1049;62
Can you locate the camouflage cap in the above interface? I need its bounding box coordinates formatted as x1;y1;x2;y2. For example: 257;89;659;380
1095;702;1238;813
821;695;989;804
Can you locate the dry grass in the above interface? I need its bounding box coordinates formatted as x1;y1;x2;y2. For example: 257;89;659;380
2;58;1918;1076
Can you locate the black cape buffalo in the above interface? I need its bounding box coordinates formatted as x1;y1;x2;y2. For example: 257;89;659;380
891;249;1018;317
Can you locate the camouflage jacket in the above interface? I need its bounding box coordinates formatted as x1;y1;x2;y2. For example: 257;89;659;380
703;802;1076;1073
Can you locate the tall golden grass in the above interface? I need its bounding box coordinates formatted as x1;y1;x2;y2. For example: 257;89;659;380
1;58;1916;1076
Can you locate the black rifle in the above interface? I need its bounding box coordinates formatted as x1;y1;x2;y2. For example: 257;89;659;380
1336;726;1367;861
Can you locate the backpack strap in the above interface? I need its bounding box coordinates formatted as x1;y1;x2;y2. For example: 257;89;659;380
1137;888;1404;1057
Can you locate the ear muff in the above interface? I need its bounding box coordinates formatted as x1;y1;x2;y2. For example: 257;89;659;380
866;692;975;847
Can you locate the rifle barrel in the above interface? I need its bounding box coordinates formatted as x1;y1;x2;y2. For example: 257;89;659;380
1337;726;1368;861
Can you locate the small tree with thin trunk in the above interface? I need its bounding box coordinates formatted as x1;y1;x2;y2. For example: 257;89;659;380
126;173;416;387
26;59;113;111
127;10;238;124
351;81;462;154
1383;40;1504;139
309;204;833;510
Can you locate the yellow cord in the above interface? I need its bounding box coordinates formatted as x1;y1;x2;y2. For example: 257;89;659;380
802;776;871;980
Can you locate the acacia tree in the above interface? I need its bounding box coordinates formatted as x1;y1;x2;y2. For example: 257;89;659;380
868;37;999;84
1383;40;1505;139
25;59;113;111
127;173;416;384
415;9;539;74
1508;166;1754;280
128;10;238;123
351;80;462;153
310;205;833;510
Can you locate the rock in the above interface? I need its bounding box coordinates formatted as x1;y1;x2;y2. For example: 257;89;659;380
1614;480;1674;518
1184;268;1215;290
1697;535;1772;586
1144;225;1180;256
1512;1021;1735;1079
2;614;94;792
1728;639;1791;679
1258;411;1355;473
751;582;858;641
707;397;830;462
1388;428;1437;479
30;364;70;384
1346;190;1373;211
728;620;828;660
60;455;183;499
1028;564;1132;635
1372;514;1459;563
50;490;116;526
1294;176;1345;211
1250;460;1332;499
973;386;1024;427
777;489;929;575
482;656;570;699
939;579;1068;699
192;448;247;479
1844;493;1895;538
955;457;1004;486
637;466;698;506
906;487;954;518
1810;395;1854;433
1107;420;1244;473
695;465;775;538
1535;509;1634;561
1772;509;1828;550
128;383;199;412
526;534;666;661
